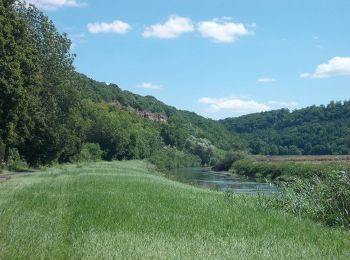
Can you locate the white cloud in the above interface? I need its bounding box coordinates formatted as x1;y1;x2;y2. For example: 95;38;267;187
301;57;350;79
268;101;299;109
142;16;194;39
87;20;131;34
198;97;300;115
198;17;252;43
257;77;276;83
300;73;311;78
198;97;270;113
26;0;87;10
137;82;162;90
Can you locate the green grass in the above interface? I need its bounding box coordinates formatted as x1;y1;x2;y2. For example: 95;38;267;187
231;159;350;181
0;161;349;259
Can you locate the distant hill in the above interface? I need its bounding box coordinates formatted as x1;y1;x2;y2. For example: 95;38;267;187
73;73;245;151
73;73;175;115
221;101;350;155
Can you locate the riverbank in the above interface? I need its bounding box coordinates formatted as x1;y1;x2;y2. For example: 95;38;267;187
0;161;349;259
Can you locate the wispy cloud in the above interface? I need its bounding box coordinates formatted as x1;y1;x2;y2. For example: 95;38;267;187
26;0;87;10
257;77;276;83
142;16;194;39
198;17;253;43
69;33;86;49
198;97;269;113
301;57;350;79
137;82;162;90
87;20;132;34
199;97;299;115
268;101;299;109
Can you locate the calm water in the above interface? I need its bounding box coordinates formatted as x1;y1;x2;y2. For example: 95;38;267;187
166;167;279;195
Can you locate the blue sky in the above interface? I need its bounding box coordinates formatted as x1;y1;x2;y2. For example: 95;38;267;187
28;0;350;119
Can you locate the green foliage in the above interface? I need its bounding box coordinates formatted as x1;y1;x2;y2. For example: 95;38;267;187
222;102;350;155
260;172;350;228
148;146;201;171
16;2;83;165
73;74;246;153
0;0;42;150
6;148;26;171
212;150;248;171
185;136;214;165
81;100;164;161
231;159;350;181
75;143;103;162
0;139;5;165
0;1;85;166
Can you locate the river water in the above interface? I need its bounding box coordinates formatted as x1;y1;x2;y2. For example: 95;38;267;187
166;167;279;195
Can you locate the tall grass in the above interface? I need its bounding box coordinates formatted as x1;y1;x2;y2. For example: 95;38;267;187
0;161;349;259
231;159;350;181
259;171;350;228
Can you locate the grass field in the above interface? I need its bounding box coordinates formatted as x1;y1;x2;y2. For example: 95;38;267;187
0;161;349;259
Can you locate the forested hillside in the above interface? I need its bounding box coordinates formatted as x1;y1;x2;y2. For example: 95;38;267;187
0;1;244;168
2;0;349;170
221;101;350;155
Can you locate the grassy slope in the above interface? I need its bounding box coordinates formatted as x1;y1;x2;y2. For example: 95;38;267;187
0;161;349;259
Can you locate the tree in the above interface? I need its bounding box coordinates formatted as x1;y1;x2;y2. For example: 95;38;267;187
0;0;42;161
14;2;85;165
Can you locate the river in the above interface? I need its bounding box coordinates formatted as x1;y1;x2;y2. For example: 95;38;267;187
166;167;279;195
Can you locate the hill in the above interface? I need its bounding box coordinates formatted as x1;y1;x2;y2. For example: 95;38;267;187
73;73;244;151
221;101;350;155
0;1;244;167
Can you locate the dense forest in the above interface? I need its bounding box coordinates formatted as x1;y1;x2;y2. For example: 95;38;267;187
221;101;350;155
0;0;245;169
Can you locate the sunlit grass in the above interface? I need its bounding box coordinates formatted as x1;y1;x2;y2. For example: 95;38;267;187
0;161;349;259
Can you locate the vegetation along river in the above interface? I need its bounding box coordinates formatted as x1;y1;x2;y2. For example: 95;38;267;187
166;168;279;195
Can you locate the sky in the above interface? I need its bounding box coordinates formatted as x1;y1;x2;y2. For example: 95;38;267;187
27;0;350;119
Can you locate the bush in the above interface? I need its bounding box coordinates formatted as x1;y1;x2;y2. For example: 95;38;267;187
260;171;350;228
148;146;201;171
75;143;103;162
6;148;27;171
0;140;5;167
185;136;215;165
212;150;247;171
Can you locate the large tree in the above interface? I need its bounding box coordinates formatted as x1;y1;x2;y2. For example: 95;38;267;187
15;2;85;165
0;0;42;159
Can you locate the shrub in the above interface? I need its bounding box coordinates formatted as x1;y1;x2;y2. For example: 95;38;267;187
185;136;215;165
212;150;248;171
6;148;27;171
75;143;103;162
0;140;5;167
148;146;201;172
260;171;350;228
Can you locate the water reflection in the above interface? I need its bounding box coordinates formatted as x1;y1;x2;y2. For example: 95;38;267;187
166;167;279;195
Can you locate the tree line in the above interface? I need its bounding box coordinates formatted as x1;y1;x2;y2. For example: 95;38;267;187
221;101;350;155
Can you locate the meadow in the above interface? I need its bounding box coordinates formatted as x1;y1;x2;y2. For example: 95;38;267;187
0;161;349;259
